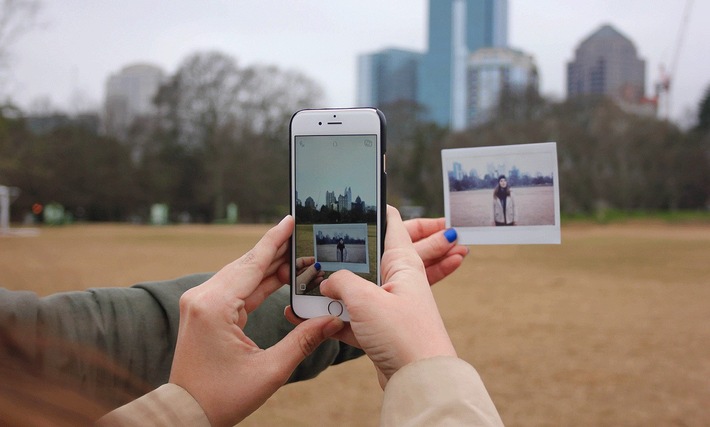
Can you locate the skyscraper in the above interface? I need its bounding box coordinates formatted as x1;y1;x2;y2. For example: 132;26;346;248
325;190;337;210
567;24;646;103
104;63;166;139
418;0;508;129
357;48;422;107
467;47;538;126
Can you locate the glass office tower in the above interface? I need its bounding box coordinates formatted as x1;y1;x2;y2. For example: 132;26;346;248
418;0;507;129
357;48;423;107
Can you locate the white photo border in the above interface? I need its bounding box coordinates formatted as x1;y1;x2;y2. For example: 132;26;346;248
442;142;561;245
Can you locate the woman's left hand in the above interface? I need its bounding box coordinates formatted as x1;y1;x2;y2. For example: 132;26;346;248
169;216;344;427
403;217;468;285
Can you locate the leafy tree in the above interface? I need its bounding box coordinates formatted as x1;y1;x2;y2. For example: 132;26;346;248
1;114;139;221
495;82;550;123
695;84;710;133
377;99;449;215
445;96;709;213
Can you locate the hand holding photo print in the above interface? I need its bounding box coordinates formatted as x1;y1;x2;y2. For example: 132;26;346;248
442;142;561;245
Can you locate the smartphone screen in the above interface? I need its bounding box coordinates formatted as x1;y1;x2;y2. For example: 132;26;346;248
291;110;385;317
293;133;380;296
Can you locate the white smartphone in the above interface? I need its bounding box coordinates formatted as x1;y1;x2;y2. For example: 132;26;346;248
289;108;386;320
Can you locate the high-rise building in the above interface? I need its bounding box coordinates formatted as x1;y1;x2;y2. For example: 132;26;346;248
452;161;464;180
467;47;538;126
104;63;166;139
567;24;646;104
357;48;423;107
338;186;353;213
418;0;508;129
325;190;337;210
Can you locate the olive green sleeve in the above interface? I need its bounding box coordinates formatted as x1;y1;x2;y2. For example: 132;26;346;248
0;275;363;410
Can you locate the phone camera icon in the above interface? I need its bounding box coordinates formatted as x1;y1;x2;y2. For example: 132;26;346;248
364;139;373;147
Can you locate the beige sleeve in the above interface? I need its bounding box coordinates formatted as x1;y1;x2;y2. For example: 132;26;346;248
381;356;504;427
96;383;211;427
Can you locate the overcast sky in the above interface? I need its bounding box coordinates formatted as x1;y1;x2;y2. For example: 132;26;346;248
5;0;708;126
296;135;377;207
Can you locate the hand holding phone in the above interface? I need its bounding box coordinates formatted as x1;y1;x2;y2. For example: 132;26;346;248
318;206;457;387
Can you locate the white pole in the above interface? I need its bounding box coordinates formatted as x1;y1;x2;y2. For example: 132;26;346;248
0;185;9;234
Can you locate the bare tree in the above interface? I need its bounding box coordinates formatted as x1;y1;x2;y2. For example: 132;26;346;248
0;0;42;85
150;50;323;221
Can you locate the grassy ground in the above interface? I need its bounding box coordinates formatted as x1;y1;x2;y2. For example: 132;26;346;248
1;221;708;426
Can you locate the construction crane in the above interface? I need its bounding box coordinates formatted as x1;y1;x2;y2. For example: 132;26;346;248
654;0;693;119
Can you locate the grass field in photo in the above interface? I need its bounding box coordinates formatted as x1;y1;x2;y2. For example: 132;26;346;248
451;186;556;227
315;243;367;263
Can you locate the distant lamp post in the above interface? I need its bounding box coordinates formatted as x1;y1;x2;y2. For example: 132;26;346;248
1;185;29;236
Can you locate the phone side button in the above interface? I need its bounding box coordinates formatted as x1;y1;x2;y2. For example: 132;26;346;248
327;301;344;316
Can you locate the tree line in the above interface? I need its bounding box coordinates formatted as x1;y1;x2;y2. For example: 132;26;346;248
448;166;554;192
295;203;376;225
1;49;708;223
1;51;323;223
384;89;710;216
315;233;366;246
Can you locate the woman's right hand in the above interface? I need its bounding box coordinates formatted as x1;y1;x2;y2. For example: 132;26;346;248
318;206;457;387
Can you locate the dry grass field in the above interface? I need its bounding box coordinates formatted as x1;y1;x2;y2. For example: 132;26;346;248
1;221;709;426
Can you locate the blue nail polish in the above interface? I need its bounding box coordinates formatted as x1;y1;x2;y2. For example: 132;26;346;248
444;228;457;243
314;262;321;271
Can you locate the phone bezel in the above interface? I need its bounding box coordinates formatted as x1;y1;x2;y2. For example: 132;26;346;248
289;108;386;320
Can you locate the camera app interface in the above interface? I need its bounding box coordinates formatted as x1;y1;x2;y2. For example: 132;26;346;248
294;134;378;295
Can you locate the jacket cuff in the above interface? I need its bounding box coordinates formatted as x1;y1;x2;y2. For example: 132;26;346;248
97;383;211;427
381;356;504;427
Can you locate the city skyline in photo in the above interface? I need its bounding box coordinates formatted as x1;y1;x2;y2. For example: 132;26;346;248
295;135;377;209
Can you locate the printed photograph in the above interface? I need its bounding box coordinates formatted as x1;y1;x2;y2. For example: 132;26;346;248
442;142;561;245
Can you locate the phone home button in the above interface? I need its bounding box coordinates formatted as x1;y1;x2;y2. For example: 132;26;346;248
327;301;344;316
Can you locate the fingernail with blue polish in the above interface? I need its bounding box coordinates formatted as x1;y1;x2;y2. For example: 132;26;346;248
444;228;457;243
314;262;321;271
